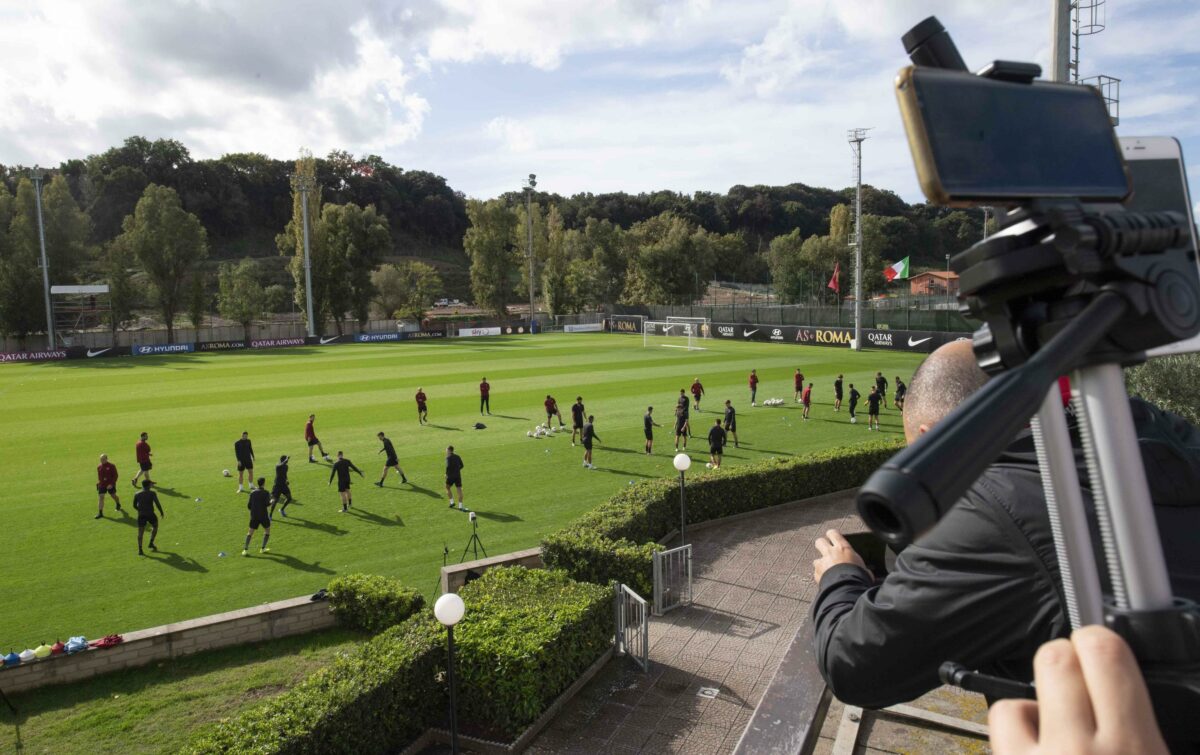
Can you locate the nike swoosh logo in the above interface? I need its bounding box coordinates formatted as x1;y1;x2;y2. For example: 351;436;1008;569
907;337;933;347
663;325;674;333
320;336;339;344
87;348;110;357
743;329;758;337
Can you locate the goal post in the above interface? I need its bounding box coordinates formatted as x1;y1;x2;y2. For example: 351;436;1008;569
643;320;707;350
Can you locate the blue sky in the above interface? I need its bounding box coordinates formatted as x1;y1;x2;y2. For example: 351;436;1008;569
1;0;1196;211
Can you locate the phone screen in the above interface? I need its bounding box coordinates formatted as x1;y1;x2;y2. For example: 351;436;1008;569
1124;159;1195;221
911;69;1129;201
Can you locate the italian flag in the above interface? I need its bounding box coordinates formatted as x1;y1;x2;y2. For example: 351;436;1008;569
884;256;910;282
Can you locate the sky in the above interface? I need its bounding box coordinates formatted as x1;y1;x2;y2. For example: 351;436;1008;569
0;0;1197;210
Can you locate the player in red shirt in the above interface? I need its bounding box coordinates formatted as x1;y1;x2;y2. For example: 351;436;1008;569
131;432;154;488
305;414;330;463
749;369;759;406
544;395;564;427
480;377;491;415
802;382;813;420
690;378;705;412
415;388;428;425
794;369;805;402
96;453;122;519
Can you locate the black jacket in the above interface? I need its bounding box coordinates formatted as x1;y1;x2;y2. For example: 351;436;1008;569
812;399;1200;709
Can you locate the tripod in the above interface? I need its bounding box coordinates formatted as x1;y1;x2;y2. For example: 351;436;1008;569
460;517;487;563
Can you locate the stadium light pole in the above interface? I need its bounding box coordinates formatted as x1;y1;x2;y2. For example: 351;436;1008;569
673;453;691;545
847;129;870;351
30;168;54;349
293;174;317;338
523;174;537;330
434;593;465;755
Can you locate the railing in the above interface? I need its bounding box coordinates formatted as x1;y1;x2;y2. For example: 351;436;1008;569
614;583;649;672
652;544;692;615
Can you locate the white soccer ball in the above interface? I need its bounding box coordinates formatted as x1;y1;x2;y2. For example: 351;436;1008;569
526;431;533;437
850;417;858;424
751;402;757;407
705;462;713;469
222;469;231;477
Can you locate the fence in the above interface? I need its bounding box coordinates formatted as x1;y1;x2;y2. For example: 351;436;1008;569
652;544;693;616
613;301;976;333
614;583;649;672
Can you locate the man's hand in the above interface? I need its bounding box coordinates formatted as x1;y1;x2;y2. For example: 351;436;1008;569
989;626;1167;755
812;529;867;583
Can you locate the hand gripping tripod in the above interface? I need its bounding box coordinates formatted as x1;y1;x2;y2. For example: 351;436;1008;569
857;20;1200;743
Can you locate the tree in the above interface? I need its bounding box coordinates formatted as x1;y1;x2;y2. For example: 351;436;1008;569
1;180;47;340
622;213;716;305
40;175;91;282
263;284;292;314
579;217;627;306
541;205;574;316
218;259;265;339
464;199;517;317
277;152;330;334
116;184;208;342
316;202;391;330
513;200;548;304
371;260;442;319
103;236;140;333
188;271;207;331
767;229;808;304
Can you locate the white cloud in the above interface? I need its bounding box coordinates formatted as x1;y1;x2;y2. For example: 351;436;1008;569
485;116;537;153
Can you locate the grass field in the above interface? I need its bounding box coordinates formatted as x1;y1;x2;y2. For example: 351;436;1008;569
0;333;922;649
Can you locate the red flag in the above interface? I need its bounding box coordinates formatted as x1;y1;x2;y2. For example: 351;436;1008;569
827;262;841;295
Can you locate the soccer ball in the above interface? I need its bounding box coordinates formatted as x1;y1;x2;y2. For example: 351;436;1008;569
850;417;857;424
526;431;533;438
222;469;231;477
705;462;713;469
751;402;756;407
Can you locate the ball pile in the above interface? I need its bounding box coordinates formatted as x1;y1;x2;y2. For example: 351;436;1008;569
527;424;558;439
761;398;786;407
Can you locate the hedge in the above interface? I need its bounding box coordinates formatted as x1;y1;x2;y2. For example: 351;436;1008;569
186;617;443;754
327;573;425;633
1127;354;1200;426
452;567;612;738
542;439;902;594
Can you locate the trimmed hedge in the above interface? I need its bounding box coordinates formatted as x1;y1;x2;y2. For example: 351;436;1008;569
327;573;425;633
186;617;443;754
454;567;611;738
1127;354;1200;426
542;439;902;593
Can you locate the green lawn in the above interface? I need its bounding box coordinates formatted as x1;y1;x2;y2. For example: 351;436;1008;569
1;627;365;754
0;333;921;649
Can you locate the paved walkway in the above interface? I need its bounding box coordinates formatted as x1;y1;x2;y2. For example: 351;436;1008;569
528;490;860;754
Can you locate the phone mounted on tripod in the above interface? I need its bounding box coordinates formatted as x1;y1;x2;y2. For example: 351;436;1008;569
856;16;1200;741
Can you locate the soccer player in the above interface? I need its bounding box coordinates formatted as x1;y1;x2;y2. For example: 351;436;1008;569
690;378;705;411
867;385;882;430
581;415;601;469
802;382;813;420
673;405;689;452
415;388;429;425
95;453;122;519
133;479;163;556
544;395;565;427
848;384;861;421
270;455;293;518
707;418;726;469
794;369;805;403
327;451;363;513
375;431;408;487
479;377;491;415
570;396;586;446
749;369;759;406
445;446;465;510
723;400;739;448
875;372;889;409
131;432;153;488
894;376;907;411
305;415;330;463
834;374;845;412
643;406;660;454
243;479;272;556
234;431;255;492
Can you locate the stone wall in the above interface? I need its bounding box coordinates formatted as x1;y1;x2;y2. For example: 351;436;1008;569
440;547;544;594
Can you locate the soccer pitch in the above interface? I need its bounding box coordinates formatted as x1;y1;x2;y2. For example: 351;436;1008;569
0;333;922;648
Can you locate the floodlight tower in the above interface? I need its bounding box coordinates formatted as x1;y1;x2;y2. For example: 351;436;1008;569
292;173;317;338
847;129;870;352
30;167;54;348
1050;0;1119;122
523;174;537;328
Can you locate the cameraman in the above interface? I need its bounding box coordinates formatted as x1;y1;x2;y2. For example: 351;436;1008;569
811;340;1200;708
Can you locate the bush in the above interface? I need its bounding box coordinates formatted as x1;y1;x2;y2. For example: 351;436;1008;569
1126;354;1200;426
327;573;425;633
186;617;443;754
454;567;611;738
542;439;901;591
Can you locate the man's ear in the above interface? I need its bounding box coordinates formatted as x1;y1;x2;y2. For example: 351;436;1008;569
918;423;931;436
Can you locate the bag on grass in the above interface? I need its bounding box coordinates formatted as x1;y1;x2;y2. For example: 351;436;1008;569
33;644;52;659
64;636;88;655
2;652;18;667
18;649;35;663
91;634;123;649
50;641;65;656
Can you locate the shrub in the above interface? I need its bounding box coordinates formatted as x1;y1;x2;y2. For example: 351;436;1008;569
454;567;611;738
186;617;443;754
1126;354;1200;426
327;573;425;633
542;439;901;591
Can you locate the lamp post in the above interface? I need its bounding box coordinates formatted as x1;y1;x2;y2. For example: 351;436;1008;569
292;174;317;338
672;453;691;545
30;168;54;348
434;593;465;754
523;174;537;330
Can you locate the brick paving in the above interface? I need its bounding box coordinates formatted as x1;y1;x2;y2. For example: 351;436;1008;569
528;490;861;754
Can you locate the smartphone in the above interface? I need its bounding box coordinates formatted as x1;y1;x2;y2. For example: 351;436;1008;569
895;66;1130;206
1124;137;1200;357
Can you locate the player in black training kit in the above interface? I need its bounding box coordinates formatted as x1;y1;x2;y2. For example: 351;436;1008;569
867;385;882;431
445;446;465;510
243;479;272;555
643;407;660;454
270;455;293;518
833;374;844;412
581;415;601;469
848;384;861;421
707;419;727;469
570;397;586;446
328;451;364;513
375;432;408;487
894;376;907;411
723;400;738;448
874;372;889;409
133;479;164;556
673;404;689;451
234;431;255;493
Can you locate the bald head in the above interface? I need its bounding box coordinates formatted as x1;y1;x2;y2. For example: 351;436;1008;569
903;340;989;444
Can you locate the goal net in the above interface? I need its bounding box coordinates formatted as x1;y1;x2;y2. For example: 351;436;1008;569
644;320;707;350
